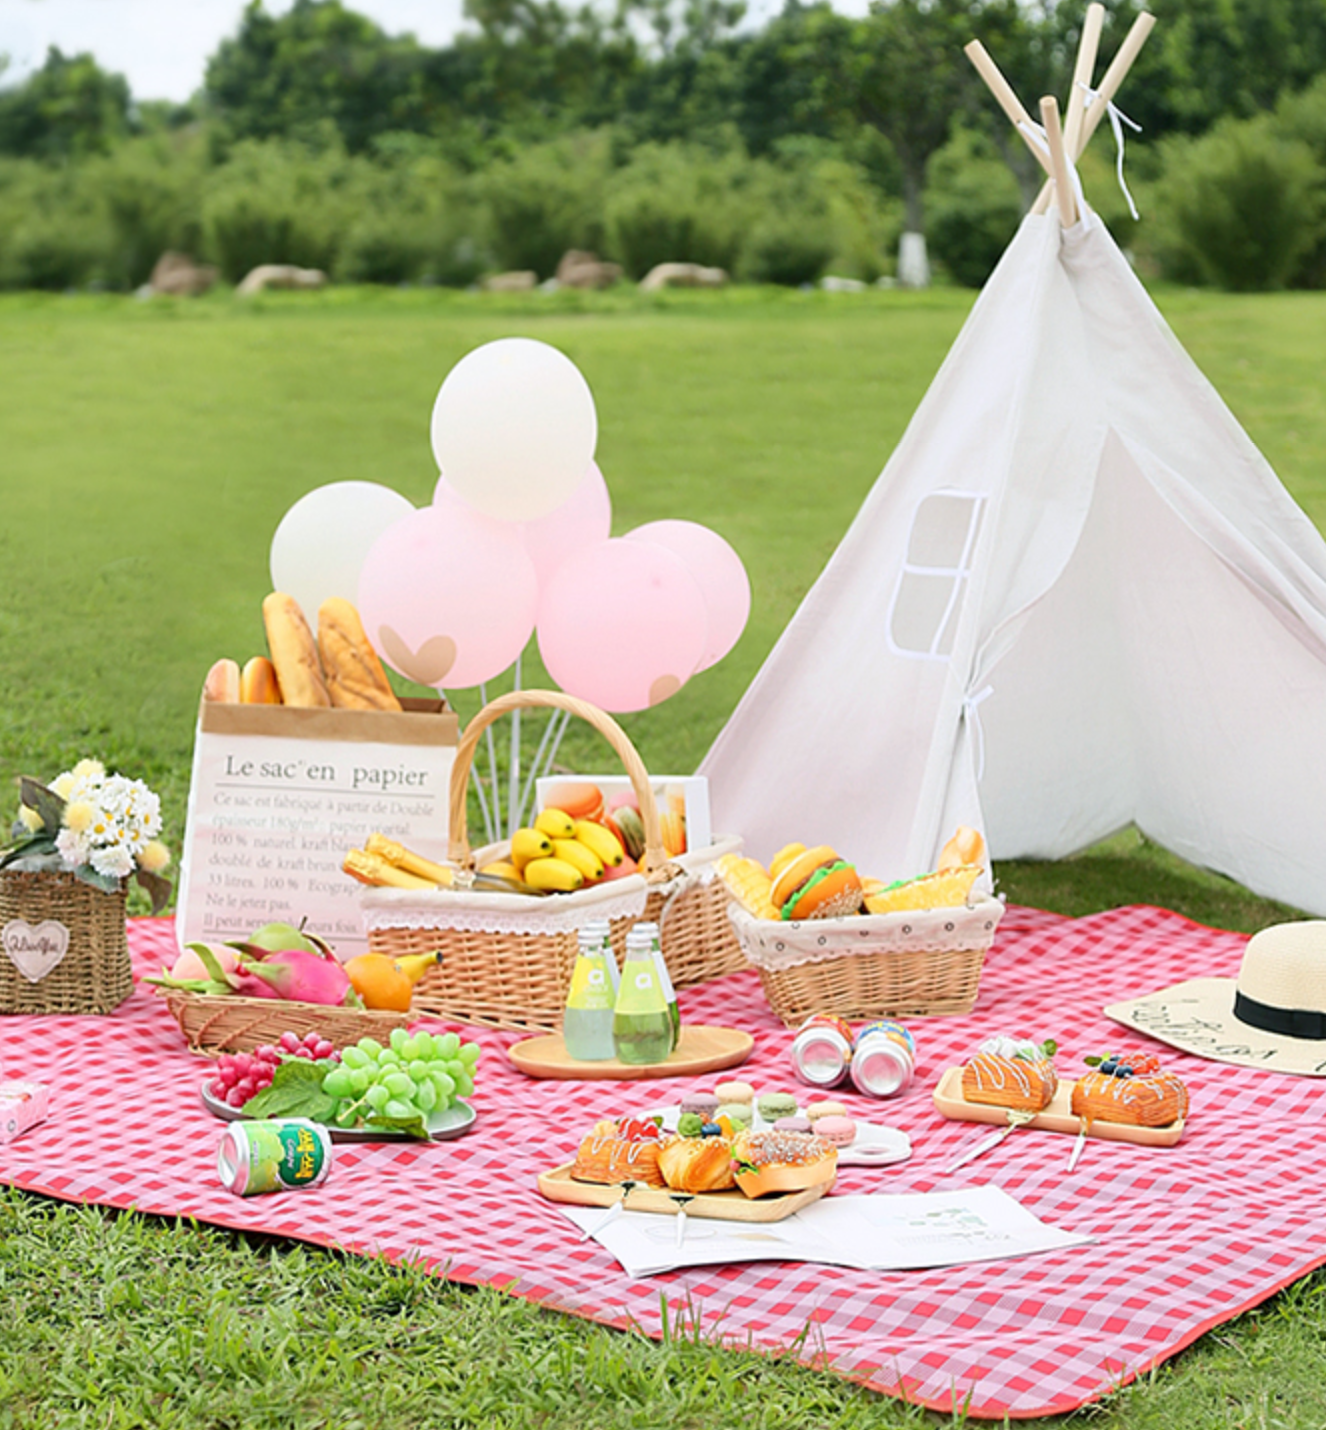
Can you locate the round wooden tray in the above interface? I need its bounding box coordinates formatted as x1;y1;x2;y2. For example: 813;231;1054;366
506;1024;754;1081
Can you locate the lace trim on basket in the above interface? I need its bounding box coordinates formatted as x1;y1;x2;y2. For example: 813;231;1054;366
727;897;1004;973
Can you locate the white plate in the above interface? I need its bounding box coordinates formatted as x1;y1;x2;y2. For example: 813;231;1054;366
651;1103;912;1168
200;1080;477;1143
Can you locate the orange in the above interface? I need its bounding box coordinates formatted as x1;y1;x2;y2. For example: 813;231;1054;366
343;953;413;1011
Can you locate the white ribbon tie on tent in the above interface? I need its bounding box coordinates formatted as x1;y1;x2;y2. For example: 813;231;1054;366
1017;119;1090;228
1077;82;1143;221
963;684;995;782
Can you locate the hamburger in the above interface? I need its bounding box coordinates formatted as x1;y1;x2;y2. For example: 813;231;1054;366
769;844;865;921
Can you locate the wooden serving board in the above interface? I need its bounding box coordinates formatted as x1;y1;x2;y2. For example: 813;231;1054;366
932;1066;1186;1146
537;1163;829;1222
507;1025;753;1081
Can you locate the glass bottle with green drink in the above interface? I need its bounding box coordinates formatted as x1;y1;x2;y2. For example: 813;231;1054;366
637;920;680;1051
612;928;673;1064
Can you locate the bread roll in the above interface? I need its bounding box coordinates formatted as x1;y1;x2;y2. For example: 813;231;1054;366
571;1131;666;1188
1070;1069;1188;1127
962;1051;1057;1112
730;1129;837;1198
203;658;241;703
240;655;282;704
262;592;330;708
317;597;401;711
658;1135;735;1193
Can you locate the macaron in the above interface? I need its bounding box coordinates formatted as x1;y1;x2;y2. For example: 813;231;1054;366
715;1080;755;1107
679;1092;720;1120
715;1101;753;1129
806;1099;848;1123
773;1114;813;1134
757;1091;799;1122
813;1115;857;1148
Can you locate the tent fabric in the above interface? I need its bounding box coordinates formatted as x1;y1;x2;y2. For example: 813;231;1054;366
700;211;1326;916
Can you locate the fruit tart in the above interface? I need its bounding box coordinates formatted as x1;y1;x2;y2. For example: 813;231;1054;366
657;1113;736;1193
1070;1052;1188;1127
730;1128;838;1199
962;1035;1059;1112
571;1115;667;1188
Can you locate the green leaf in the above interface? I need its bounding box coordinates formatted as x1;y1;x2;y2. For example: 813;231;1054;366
18;777;65;835
72;864;122;895
243;1059;338;1122
0;833;58;868
363;1111;430;1141
133;867;173;916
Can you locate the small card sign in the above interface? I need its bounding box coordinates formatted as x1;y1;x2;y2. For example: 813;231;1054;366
177;698;459;959
2;919;70;983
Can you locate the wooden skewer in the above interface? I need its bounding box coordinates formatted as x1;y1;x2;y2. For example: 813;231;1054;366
1063;2;1106;159
1040;95;1078;227
964;39;1053;176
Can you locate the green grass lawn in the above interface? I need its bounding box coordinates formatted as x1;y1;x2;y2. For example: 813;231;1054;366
3;281;1326;1427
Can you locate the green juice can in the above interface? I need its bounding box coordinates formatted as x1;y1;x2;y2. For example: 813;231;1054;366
217;1118;333;1197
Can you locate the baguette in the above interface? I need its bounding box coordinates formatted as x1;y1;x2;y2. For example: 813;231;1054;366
240;655;282;704
203;658;241;703
317;597;401;711
262;592;330;708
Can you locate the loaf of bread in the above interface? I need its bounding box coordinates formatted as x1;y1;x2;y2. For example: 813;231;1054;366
317;597;401;711
203;658;241;703
240;655;282;704
262;592;330;708
658;1134;735;1193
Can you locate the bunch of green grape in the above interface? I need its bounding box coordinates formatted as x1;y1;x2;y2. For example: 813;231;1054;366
320;1027;480;1130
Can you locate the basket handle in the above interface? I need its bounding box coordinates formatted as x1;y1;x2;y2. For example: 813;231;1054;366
447;689;668;874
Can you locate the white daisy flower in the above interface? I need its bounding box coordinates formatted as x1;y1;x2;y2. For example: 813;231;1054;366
91;843;134;879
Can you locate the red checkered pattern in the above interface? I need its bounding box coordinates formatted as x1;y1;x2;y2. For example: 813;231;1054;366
1;906;1321;1419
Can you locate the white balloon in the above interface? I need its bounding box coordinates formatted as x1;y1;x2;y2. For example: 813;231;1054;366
430;337;597;522
270;482;415;631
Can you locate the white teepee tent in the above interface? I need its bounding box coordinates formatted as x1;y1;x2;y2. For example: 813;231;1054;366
700;9;1326;918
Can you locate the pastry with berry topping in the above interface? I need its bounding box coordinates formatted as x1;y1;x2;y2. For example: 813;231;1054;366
961;1035;1058;1112
1071;1052;1188;1127
571;1114;667;1187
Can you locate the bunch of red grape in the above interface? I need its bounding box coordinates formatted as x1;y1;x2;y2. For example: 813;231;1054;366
209;1030;340;1107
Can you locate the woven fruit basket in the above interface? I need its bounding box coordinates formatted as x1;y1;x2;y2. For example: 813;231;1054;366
362;689;745;1034
728;896;1004;1027
159;989;414;1057
0;869;132;1015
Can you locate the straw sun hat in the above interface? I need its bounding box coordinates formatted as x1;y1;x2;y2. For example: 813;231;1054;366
1105;921;1326;1076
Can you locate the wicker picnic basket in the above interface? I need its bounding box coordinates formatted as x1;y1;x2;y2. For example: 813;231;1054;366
728;895;1004;1028
0;869;132;1015
362;689;745;1034
158;988;414;1057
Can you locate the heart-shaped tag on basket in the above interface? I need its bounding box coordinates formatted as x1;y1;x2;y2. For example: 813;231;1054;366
2;919;71;983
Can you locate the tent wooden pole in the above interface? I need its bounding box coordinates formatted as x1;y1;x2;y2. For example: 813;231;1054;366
964;40;1053;175
1063;3;1106;158
1029;8;1156;214
1039;96;1078;227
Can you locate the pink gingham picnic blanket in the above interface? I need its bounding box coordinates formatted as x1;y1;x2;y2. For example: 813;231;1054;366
1;905;1322;1420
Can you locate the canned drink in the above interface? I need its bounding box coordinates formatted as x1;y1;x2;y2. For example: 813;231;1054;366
849;1027;916;1098
217;1118;332;1197
855;1018;916;1058
790;1014;856;1087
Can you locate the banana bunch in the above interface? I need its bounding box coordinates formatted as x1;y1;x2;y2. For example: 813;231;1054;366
500;806;627;893
715;853;778;919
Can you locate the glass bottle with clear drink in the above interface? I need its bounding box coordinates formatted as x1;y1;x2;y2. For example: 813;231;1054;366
562;926;617;1061
612;929;674;1065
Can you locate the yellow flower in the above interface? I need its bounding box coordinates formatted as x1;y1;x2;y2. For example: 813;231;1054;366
51;773;76;798
72;759;105;781
18;805;43;833
63;801;96;834
139;840;171;874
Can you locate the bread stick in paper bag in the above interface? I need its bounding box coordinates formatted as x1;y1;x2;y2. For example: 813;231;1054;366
317;597;401;711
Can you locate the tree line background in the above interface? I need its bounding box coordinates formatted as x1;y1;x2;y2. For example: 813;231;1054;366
0;0;1323;292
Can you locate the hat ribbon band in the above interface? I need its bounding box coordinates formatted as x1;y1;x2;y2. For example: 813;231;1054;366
1234;990;1326;1040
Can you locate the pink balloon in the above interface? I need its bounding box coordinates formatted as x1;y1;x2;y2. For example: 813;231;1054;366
623;520;750;671
537;539;708;712
358;505;537;690
433;461;612;590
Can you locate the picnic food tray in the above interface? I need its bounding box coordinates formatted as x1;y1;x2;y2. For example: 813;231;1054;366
932;1066;1186;1146
363;690;745;1033
506;1025;754;1080
537;1163;830;1222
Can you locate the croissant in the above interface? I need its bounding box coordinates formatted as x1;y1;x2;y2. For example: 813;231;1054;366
657;1135;735;1193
